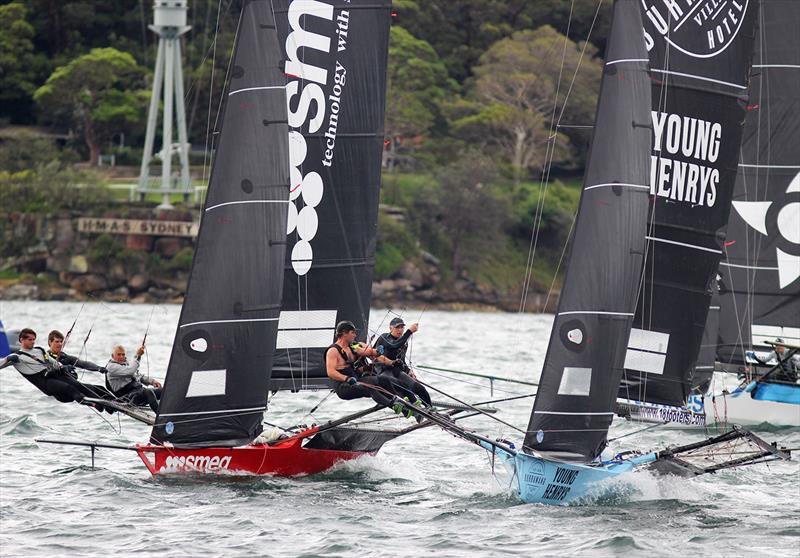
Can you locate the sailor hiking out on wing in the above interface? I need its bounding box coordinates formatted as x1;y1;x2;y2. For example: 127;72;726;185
0;328;112;407
106;344;162;412
46;329;107;377
373;318;432;407
326;320;419;418
747;338;800;383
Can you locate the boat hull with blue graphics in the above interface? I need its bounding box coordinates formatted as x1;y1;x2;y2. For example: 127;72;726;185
705;379;800;427
474;426;789;505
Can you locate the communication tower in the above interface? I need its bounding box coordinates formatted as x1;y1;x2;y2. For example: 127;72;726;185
138;0;192;209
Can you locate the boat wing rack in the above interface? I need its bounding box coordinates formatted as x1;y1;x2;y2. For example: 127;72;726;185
651;426;792;476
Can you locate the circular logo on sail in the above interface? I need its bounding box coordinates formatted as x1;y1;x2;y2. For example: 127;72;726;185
730;173;800;289
641;0;750;58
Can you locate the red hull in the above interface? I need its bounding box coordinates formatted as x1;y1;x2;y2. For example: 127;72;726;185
136;434;369;477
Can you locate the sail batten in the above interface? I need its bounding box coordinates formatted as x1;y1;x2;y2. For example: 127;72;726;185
524;0;653;461
151;0;290;447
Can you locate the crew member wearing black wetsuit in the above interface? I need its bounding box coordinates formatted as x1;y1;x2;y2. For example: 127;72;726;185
374;318;432;406
0;328;110;405
326;321;396;408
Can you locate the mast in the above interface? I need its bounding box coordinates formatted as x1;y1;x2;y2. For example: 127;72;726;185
268;0;393;391
151;0;290;447
618;0;759;407
716;0;800;366
524;0;652;461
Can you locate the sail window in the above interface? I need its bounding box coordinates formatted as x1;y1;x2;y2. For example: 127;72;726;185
185;369;227;397
557;367;592;396
276;310;338;349
624;328;669;375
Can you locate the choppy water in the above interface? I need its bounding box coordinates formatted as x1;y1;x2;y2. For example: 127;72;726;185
1;301;798;557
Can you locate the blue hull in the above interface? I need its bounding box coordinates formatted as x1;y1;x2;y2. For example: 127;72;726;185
482;442;656;505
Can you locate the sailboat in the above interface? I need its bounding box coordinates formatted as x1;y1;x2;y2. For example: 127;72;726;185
706;0;800;427
616;0;770;426
403;0;790;505
38;0;433;476
617;0;800;428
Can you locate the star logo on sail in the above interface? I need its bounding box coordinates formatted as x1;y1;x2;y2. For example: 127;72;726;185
731;172;800;288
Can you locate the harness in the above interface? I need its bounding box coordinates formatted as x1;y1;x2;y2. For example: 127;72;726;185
326;343;367;378
16;348;58;376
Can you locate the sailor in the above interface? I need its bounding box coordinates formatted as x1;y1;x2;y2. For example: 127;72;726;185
106;345;162;412
373;318;432;406
0;328;109;405
326;320;401;410
749;339;799;383
46;330;107;377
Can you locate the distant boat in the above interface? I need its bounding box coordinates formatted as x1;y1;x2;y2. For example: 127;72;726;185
421;0;791;505
0;319;11;358
708;0;800;427
618;0;800;428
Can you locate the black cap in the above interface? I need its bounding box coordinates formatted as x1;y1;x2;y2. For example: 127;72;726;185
389;317;405;327
336;321;357;337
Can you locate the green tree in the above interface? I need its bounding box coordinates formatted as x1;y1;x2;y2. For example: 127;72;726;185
34;47;146;165
453;26;601;184
385;26;457;171
0;3;39;122
394;0;611;83
435;155;509;277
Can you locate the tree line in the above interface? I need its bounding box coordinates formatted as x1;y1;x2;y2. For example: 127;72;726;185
1;0;612;294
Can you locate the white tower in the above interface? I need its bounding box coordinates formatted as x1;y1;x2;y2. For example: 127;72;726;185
138;0;192;209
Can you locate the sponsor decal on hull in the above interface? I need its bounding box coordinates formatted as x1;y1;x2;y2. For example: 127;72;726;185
542;466;580;502
161;454;233;472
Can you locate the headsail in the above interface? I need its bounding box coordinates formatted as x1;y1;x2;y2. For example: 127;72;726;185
525;0;652;461
619;0;759;406
716;0;800;367
269;0;393;391
152;0;290;447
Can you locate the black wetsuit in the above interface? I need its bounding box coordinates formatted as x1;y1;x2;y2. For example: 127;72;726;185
113;381;161;412
373;331;432;406
14;348;110;404
327;344;396;407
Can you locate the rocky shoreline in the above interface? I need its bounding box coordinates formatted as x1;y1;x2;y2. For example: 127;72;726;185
1;210;558;312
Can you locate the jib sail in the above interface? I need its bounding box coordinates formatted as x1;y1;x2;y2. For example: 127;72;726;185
152;0;290;447
525;0;652;461
619;0;759;406
269;0;393;391
716;0;800;366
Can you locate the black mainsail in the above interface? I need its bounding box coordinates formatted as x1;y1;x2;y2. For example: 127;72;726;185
716;0;800;366
151;0;290;447
525;0;652;461
269;0;393;391
619;0;759;406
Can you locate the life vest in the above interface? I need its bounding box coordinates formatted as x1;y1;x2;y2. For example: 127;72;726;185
326;343;359;378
